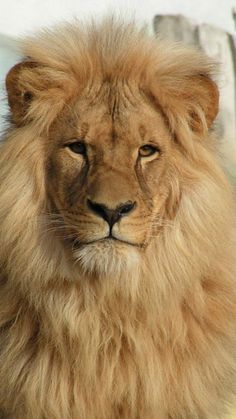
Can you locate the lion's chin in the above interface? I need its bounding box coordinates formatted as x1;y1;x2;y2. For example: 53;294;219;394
73;238;141;278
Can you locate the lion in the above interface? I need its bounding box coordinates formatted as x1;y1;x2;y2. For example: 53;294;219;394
0;17;236;419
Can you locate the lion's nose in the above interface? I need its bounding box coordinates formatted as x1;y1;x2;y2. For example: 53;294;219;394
87;199;136;228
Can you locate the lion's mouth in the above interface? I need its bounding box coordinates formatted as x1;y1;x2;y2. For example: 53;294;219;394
67;234;142;249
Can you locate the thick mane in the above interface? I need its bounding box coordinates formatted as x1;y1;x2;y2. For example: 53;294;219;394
0;17;236;419
10;18;218;138
22;18;214;80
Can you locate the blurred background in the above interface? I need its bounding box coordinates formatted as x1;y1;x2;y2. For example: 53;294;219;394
0;0;236;186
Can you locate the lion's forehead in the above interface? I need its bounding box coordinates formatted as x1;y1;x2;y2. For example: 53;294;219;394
59;92;170;150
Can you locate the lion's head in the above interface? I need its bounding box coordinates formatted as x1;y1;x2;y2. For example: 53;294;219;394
1;19;221;280
39;84;173;276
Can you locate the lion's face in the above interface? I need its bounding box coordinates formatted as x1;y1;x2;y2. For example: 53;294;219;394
45;84;171;274
4;22;219;277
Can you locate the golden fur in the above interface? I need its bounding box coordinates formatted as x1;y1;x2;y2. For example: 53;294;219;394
0;17;236;419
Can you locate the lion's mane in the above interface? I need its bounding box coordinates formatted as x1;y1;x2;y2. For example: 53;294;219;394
0;18;236;419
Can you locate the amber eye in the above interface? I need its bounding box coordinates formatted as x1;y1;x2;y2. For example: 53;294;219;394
139;145;160;158
66;141;86;155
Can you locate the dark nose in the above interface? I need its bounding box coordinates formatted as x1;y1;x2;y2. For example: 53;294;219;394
87;199;136;228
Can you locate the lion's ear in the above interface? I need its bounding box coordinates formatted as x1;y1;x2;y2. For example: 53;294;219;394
6;61;72;131
146;67;219;139
6;61;39;126
187;74;219;133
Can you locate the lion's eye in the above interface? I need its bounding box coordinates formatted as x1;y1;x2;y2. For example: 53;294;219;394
139;145;160;158
66;141;86;155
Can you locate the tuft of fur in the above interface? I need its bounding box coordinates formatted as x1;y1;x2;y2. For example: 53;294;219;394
0;17;236;419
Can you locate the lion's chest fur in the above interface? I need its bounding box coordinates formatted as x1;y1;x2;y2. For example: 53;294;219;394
3;290;166;419
2;276;236;419
32;290;164;419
